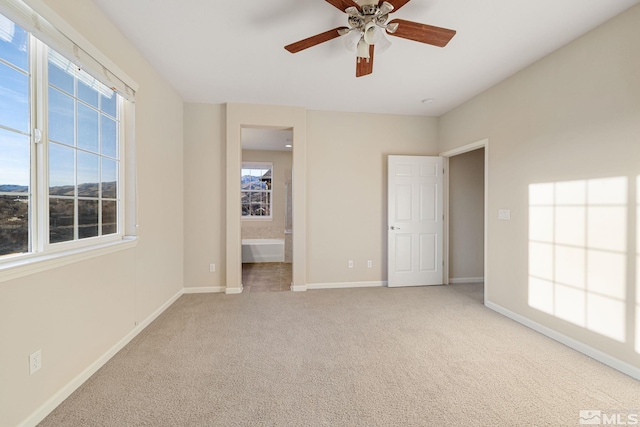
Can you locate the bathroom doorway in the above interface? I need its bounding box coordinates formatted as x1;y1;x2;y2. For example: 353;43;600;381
225;103;306;294
241;127;293;292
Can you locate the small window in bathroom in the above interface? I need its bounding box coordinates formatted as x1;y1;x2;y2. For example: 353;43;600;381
241;162;272;219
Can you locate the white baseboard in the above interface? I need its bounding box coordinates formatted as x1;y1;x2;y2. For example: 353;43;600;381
291;284;307;292
306;281;388;290
225;286;243;294
449;277;484;284
19;289;183;427
183;286;226;294
485;301;640;381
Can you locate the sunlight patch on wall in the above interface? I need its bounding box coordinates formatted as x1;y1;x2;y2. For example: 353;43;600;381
636;176;639;354
528;177;627;343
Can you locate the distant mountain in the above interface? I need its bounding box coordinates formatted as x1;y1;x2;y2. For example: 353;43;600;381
0;182;117;196
241;176;270;190
0;185;28;193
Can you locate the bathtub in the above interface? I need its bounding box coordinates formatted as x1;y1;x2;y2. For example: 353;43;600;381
242;239;285;263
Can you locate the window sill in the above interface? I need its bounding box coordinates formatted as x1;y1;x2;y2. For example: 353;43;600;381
0;236;138;284
241;217;273;222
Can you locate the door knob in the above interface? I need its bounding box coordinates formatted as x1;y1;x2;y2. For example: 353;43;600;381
389;226;400;230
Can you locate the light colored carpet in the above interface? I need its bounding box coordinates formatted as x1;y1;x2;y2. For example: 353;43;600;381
39;284;640;426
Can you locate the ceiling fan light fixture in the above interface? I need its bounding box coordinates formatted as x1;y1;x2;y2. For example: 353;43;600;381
344;29;361;52
374;30;392;54
363;21;377;45
386;22;399;34
356;37;370;59
345;6;359;16
379;1;394;16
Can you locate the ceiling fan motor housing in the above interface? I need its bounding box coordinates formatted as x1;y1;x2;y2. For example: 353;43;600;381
361;5;378;15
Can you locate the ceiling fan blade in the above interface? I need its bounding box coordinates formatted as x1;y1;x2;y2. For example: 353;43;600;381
381;0;412;12
285;27;349;53
387;19;456;47
325;0;360;12
356;45;375;77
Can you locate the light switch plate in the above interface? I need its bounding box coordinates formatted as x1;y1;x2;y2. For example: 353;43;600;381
498;209;511;220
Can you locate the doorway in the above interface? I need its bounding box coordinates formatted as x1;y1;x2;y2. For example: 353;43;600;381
441;139;489;303
225;103;307;294
241;127;293;292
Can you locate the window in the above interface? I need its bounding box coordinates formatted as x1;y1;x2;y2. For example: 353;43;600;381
0;12;124;259
241;163;272;218
47;50;120;244
0;13;30;256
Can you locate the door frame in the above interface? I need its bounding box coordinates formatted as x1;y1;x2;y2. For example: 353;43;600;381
440;139;489;303
226;103;307;293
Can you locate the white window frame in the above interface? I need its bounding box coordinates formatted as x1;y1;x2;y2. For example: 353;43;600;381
241;162;273;221
39;42;125;252
0;7;137;282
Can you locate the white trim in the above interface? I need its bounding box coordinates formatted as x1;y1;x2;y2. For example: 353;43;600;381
306;281;388;290
291;284;307;292
449;277;485;284
442;156;450;285
485;301;640;381
21;0;139;93
225;286;243;295
0;237;137;284
183;286;226;294
226;105;307;292
440;139;489;157
440;139;489;304
17;288;182;427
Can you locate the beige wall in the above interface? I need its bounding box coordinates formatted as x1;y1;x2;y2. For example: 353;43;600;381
306;111;438;284
183;106;438;287
183;103;226;288
0;1;184;425
438;5;640;370
448;148;484;281
241;150;293;240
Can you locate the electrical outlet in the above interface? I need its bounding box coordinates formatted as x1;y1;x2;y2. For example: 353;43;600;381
348;260;354;269
209;263;216;272
29;349;42;375
367;260;373;268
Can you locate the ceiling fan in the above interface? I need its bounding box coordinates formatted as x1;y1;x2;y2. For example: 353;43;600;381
284;0;456;77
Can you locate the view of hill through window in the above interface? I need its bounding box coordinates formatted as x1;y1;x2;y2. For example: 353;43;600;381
0;182;117;256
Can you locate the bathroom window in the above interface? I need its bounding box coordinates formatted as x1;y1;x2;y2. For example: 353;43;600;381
241;162;272;219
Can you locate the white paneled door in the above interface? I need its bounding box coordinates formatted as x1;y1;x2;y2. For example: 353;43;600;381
388;156;444;287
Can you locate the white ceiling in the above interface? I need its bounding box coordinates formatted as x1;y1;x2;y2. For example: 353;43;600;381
242;128;293;151
92;0;638;117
